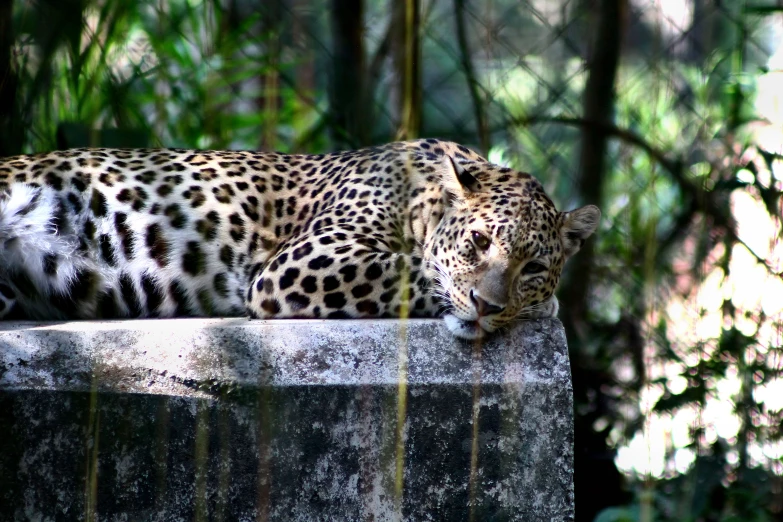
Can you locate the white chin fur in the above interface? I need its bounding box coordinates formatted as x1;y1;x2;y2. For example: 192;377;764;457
542;295;559;317
443;314;486;340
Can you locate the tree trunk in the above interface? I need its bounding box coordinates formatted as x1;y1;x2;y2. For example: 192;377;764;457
562;0;624;330
290;0;316;152
329;0;367;148
562;1;629;521
0;0;21;156
258;0;283;151
454;0;488;154
391;0;421;141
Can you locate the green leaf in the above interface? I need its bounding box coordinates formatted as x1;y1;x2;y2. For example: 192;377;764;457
593;506;641;522
653;385;707;413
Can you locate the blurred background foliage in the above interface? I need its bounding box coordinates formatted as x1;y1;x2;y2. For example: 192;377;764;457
1;0;782;520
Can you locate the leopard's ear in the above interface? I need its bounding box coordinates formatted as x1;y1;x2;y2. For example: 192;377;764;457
560;205;601;257
442;155;480;205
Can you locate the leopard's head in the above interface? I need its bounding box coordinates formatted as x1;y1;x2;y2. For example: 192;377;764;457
424;155;600;340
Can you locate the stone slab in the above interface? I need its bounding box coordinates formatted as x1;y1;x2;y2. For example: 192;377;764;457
0;318;574;521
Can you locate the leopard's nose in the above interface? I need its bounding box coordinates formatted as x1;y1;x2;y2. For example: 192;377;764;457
470;289;505;317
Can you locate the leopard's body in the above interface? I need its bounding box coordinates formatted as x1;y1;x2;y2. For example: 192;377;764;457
0;139;599;339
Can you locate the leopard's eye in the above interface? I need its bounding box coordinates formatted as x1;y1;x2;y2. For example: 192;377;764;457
522;261;547;275
471;231;491;251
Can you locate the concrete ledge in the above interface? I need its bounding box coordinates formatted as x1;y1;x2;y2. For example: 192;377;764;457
0;318;574;521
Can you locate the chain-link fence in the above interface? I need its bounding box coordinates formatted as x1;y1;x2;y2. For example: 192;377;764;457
3;0;782;519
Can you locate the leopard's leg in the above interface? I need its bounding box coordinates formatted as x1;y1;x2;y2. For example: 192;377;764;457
0;184;102;320
0;281;17;319
245;228;440;320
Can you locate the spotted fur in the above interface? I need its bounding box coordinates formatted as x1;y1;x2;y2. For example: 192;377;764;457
0;139;600;339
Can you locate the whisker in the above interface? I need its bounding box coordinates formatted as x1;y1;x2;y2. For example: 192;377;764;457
515;301;554;320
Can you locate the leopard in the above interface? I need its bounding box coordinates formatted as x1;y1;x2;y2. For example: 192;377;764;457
0;139;600;340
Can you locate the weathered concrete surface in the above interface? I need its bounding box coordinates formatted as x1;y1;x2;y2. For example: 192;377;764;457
0;318;574;521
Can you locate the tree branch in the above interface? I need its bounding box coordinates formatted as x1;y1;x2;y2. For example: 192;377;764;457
513;115;781;277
